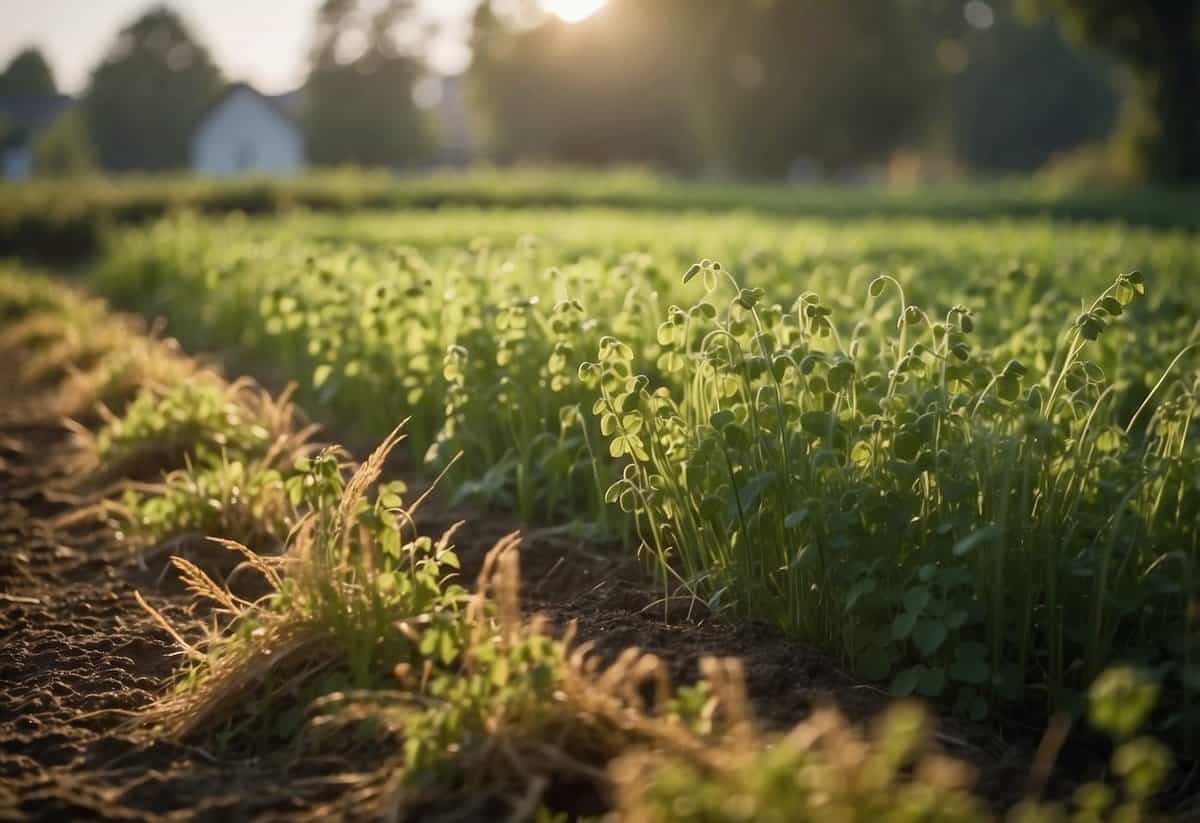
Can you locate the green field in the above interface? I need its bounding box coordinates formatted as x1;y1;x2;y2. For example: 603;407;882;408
4;179;1199;819
90;205;1200;734
6;168;1200;260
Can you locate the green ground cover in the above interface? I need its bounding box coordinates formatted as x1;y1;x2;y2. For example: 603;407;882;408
88;205;1200;749
6;261;1185;820
5;168;1200;261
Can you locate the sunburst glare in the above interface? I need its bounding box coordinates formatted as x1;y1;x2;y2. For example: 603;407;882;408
543;0;607;24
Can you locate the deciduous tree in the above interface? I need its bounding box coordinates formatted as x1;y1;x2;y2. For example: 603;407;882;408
82;6;222;171
304;0;431;168
34;109;96;177
1022;0;1200;182
0;47;56;96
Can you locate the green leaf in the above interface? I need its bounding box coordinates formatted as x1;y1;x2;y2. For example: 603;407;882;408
913;620;948;657
845;577;875;610
1088;667;1159;739
379;528;401;560
1113;738;1172;799
710;409;735;430
918;666;946;697
1116;282;1135;306
698;495;724;520
1001;359;1027;378
949;657;989;685
893;427;921;461
892;610;918;640
737;471;776;510
850;440;872;466
1077;312;1105;341
952;525;999;557
891;665;923;697
903;586;930;614
735;287;764;309
1073;783;1115;813
313;363;334;388
722;423;750;450
997;374;1020;402
784;508;810;529
801;411;834;438
601;412;619;437
438;627;458;665
1026;385;1044;412
1095;427;1123;452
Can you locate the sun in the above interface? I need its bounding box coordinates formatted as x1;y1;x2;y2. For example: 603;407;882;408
543;0;608;24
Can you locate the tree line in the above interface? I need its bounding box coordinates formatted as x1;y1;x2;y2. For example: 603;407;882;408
1;1;429;176
1;0;1197;183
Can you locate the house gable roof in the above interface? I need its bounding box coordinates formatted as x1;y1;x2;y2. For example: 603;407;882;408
192;82;302;138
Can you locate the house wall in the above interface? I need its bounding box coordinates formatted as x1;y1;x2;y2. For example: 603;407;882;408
2;145;33;181
435;76;474;167
190;88;306;176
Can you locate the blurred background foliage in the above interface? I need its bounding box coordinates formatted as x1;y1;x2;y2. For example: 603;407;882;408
0;46;56;97
2;0;1197;185
304;0;432;168
467;0;1125;181
80;7;223;172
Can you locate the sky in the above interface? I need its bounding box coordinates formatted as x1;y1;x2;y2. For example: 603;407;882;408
0;0;481;94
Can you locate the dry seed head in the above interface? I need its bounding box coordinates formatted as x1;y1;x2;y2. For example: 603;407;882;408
210;536;285;591
170;555;242;614
469;531;523;640
334;423;407;538
698;656;754;740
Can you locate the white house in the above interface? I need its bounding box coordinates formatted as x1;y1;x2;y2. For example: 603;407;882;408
422;74;474;167
190;83;306;176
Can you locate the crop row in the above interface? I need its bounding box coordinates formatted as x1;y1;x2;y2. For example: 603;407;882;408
2;264;1180;820
7;168;1200;261
91;211;1200;745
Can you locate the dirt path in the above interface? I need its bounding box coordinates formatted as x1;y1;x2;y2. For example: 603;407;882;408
0;421;408;820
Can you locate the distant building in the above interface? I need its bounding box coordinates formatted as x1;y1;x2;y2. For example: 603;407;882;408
433;75;474;167
190;83;306;176
0;94;72;181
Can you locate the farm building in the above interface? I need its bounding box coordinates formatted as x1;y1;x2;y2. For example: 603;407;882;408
0;93;72;181
190;83;306;176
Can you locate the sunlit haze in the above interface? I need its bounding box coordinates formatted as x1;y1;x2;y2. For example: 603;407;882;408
0;0;478;93
543;0;607;24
